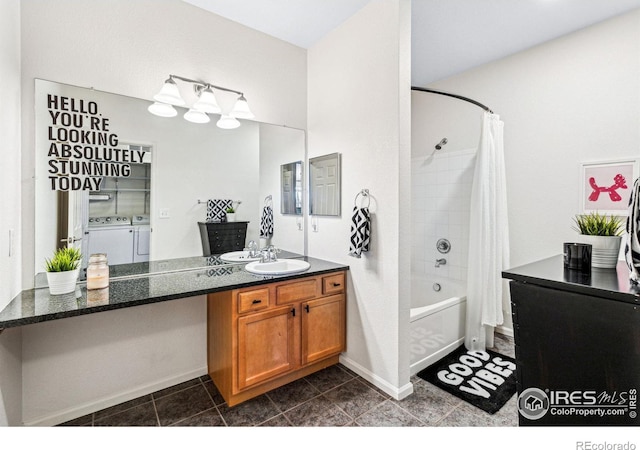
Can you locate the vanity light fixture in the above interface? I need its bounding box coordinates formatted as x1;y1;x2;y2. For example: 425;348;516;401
148;74;254;129
147;102;178;117
216;114;241;130
184;108;210;124
153;78;185;106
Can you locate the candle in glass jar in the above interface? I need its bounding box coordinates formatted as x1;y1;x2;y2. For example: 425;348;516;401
87;253;109;290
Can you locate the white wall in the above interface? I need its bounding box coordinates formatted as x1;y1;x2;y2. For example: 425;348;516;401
307;0;413;398
17;0;307;425
412;9;640;332
0;0;23;427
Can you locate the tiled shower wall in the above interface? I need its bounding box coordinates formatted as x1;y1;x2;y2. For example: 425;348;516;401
411;148;476;283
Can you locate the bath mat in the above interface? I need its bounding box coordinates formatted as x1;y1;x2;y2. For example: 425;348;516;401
416;345;517;414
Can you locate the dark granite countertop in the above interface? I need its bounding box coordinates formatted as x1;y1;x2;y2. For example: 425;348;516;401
1;255;349;329
502;254;640;305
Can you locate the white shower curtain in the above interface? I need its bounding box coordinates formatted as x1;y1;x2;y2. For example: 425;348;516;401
465;111;510;352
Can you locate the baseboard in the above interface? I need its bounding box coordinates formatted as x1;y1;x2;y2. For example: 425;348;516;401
496;325;514;338
24;366;208;427
339;355;414;401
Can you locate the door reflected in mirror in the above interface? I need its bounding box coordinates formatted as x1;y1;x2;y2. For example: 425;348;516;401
280;161;302;215
309;153;341;216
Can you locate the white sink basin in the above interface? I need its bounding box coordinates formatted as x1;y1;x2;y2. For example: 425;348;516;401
219;251;261;263
245;259;311;276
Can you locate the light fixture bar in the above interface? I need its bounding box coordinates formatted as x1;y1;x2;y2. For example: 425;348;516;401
169;74;244;97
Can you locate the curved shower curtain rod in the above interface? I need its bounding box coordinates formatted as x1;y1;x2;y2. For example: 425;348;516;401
411;86;494;114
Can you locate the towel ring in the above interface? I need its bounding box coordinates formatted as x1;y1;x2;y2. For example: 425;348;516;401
354;189;370;208
264;195;273;207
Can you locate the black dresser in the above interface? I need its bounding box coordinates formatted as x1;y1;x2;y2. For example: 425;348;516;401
503;255;640;426
198;221;249;256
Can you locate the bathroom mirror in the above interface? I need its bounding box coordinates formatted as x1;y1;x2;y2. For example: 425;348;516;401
280;161;302;215
309;153;341;216
34;79;306;281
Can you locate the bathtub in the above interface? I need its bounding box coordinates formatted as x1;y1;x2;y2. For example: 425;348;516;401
409;275;467;375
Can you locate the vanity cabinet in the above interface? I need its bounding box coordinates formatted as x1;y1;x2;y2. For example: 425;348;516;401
207;271;346;406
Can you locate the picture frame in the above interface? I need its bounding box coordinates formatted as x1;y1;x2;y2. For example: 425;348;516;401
580;158;640;216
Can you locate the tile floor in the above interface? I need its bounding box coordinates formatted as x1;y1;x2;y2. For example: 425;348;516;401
60;334;517;427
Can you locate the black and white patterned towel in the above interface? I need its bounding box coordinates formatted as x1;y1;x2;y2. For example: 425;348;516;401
625;177;640;284
206;199;232;222
349;206;370;258
260;206;274;238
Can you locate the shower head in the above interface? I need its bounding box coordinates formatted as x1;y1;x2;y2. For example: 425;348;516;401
435;138;448;150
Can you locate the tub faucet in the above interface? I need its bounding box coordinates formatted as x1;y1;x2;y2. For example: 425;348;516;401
435;258;447;268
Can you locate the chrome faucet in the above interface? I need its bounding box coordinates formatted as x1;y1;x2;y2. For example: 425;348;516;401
435;258;447;268
260;245;280;263
246;240;260;258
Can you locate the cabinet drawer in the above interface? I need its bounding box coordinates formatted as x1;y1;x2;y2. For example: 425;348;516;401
322;272;345;295
276;279;318;304
238;288;270;314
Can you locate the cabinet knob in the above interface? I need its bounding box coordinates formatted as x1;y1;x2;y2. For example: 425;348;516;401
332;283;341;287
304;304;310;313
291;307;296;317
252;299;262;304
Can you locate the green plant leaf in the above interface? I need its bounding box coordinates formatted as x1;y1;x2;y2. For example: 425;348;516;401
45;247;82;272
572;211;623;236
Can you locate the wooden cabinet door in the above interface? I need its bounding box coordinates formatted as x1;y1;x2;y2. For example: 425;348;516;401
301;294;345;366
237;305;297;391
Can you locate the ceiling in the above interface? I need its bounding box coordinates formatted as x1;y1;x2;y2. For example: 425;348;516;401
184;0;640;85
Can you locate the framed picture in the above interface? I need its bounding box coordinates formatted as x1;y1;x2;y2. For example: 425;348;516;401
580;158;640;216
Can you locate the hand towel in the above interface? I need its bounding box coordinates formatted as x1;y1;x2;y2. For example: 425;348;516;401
349;206;371;258
260;206;274;238
625;177;640;284
206;199;232;222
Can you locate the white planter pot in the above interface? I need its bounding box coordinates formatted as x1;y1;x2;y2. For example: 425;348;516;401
577;235;622;269
46;268;80;295
226;213;236;222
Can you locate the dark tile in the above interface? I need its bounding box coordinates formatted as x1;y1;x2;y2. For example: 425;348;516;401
303;364;355;393
355;400;424;427
171;408;226;426
358;377;393;399
94;401;158;426
258;413;293;426
151;378;202;400
284;395;349;426
93;394;153;421
218;394;280;426
154;384;215;426
392;381;461;425
266;378;321;412
57;414;93;426
336;363;359;378
322;378;386;418
436;404;493;427
203;379;226;406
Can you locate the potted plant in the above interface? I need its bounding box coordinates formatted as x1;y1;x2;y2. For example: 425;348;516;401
225;206;236;222
573;212;624;269
45;247;82;294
